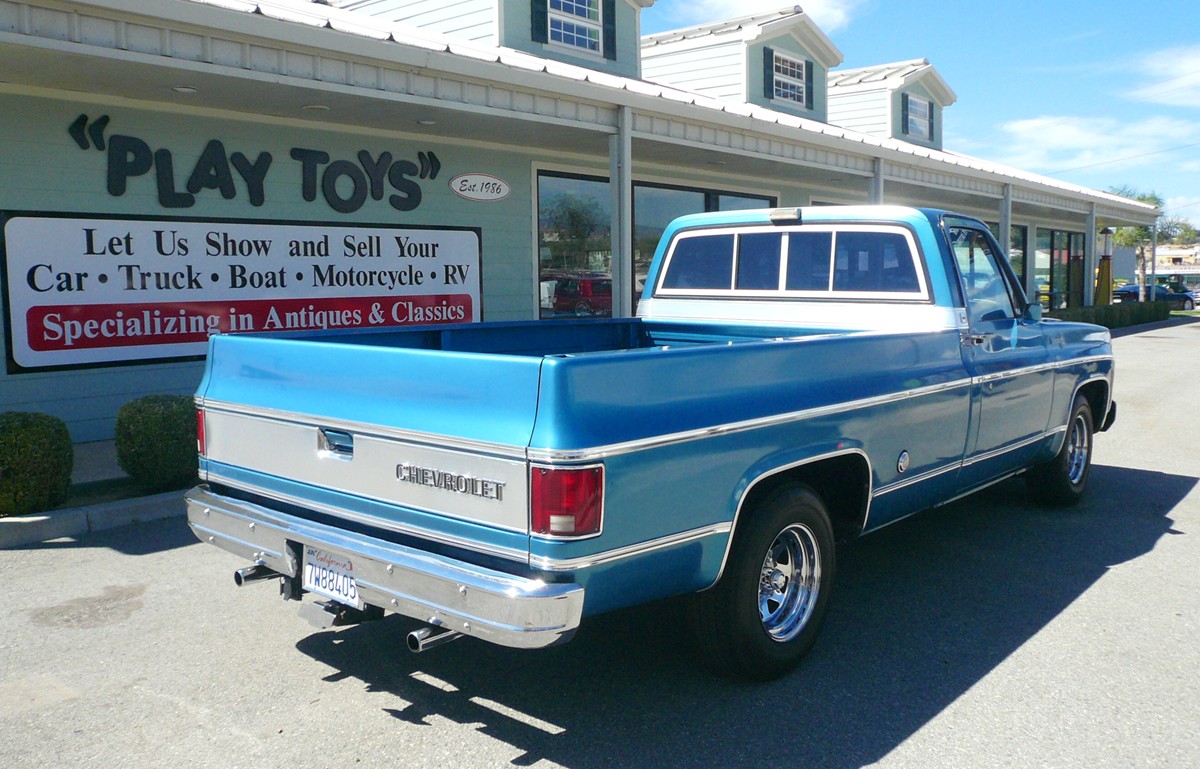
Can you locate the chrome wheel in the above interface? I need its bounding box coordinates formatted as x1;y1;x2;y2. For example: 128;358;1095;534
1065;412;1091;485
758;523;821;642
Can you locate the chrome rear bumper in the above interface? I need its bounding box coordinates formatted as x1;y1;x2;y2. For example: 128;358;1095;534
185;485;583;649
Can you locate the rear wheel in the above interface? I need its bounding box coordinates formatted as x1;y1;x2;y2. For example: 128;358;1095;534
688;485;835;680
1027;395;1093;506
1184;298;1195;311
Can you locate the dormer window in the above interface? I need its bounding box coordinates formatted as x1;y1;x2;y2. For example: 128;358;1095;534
533;0;617;60
550;0;601;53
902;94;933;141
763;48;814;110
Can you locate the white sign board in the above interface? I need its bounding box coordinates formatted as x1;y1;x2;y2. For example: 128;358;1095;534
3;215;481;370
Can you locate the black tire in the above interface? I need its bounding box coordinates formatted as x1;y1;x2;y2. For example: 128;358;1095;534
688;485;835;680
1184;298;1195;311
1027;395;1093;506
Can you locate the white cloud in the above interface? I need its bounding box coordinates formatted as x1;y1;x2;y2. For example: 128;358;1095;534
649;0;865;33
1131;45;1200;109
994;114;1200;176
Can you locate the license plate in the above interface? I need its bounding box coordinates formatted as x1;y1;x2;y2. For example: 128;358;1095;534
302;546;363;609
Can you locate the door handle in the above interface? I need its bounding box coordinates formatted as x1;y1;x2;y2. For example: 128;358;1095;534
318;428;354;459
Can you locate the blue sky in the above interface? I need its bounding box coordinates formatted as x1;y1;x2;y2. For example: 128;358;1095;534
641;1;1200;222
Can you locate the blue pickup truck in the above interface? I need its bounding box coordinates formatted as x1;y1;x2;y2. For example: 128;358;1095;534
187;205;1115;680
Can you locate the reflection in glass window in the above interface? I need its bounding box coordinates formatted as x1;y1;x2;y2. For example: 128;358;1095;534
948;227;1016;324
538;173;612;319
662;235;734;289
736;233;782;290
549;0;601;54
785;232;832;291
833;232;918;292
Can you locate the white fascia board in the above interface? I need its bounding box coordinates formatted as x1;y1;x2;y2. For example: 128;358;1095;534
750;14;842;68
899;68;956;107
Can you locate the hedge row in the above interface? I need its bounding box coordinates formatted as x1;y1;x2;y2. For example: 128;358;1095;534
1046;301;1172;329
0;394;197;518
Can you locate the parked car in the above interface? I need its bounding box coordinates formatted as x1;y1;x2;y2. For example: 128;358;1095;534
1112;284;1196;310
553;273;612;316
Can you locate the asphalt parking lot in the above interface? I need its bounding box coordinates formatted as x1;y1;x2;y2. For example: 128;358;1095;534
1;318;1198;769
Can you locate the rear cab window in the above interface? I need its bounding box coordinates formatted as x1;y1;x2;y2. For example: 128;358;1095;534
656;224;929;302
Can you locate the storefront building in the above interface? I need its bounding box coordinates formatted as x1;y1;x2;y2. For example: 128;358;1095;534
0;0;1160;440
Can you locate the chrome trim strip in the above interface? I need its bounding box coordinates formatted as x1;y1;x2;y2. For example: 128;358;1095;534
527;378;975;462
960;431;1052;468
198;397;528;461
932;470;1023;509
529;522;732;572
970;354;1112;386
186;486;583;649
206;471;529;563
873;460;960;497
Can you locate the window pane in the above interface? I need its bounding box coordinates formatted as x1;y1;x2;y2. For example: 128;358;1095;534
718;193;774;211
948;227;1016;323
773;53;806;104
538;173;612;319
785;231;832;290
736;233;782;289
634;186;706;302
550;0;598;21
662;235;734;290
832;232;918;292
549;18;599;52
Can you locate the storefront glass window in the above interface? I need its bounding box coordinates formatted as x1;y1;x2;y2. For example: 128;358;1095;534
538;172;774;318
538;173;612;319
1034;229;1052;308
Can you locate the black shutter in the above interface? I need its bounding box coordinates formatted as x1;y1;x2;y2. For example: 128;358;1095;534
532;0;548;44
804;59;814;110
763;46;775;100
602;0;616;60
900;92;910;135
929;105;936;143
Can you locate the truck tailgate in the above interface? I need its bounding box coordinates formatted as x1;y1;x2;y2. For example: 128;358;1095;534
197;334;542;534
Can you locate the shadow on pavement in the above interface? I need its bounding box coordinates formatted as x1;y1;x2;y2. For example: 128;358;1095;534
19;515;197;556
293;463;1195;769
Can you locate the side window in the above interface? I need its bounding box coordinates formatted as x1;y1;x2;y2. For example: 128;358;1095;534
735;233;783;290
949;227;1017;324
661;234;734;290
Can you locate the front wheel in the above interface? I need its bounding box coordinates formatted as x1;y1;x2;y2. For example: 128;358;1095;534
688;485;835;680
1027;395;1093;506
1184;298;1195;311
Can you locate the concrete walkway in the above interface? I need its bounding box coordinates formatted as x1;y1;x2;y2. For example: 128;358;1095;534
1;440;185;549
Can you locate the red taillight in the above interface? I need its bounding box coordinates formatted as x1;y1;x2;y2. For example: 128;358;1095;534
196;408;206;457
530;465;603;538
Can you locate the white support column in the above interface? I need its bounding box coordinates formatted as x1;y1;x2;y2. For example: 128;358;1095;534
871;158;885;203
1151;223;1159;289
1084;204;1097;306
609;106;633;318
999;184;1013;265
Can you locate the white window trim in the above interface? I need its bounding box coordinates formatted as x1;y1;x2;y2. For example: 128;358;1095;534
772;53;807;105
548;0;603;56
655;224;930;302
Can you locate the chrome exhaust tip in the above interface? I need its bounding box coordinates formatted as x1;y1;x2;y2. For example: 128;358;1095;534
234;564;278;586
407;626;462;653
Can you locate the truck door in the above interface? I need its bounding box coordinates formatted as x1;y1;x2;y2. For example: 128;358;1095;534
946;221;1054;491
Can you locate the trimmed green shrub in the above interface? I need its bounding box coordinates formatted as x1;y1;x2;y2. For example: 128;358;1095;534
0;411;73;517
115;395;198;492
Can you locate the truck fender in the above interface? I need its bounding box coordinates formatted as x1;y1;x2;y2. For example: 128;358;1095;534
1036;373;1112;463
707;444;873;589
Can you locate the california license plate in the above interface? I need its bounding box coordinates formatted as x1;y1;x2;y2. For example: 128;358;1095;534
302;546;363;609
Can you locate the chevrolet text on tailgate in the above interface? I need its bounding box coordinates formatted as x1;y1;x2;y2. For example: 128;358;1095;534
188;206;1115;680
